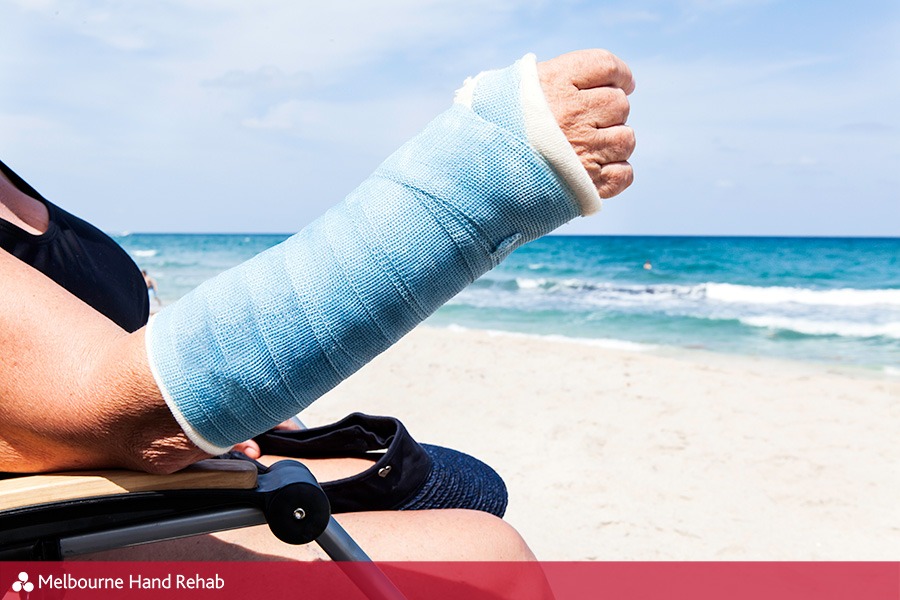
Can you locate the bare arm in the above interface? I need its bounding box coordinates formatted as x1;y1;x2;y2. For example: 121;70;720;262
0;249;206;473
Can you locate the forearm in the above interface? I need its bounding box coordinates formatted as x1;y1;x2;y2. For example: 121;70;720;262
147;55;593;453
0;56;566;472
0;249;203;473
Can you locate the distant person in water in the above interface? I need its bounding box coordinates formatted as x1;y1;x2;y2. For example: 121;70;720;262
142;269;162;309
643;260;652;270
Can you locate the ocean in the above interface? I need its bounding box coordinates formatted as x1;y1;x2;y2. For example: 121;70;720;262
115;234;900;375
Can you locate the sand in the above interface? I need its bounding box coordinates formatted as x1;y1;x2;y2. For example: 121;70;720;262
299;326;900;560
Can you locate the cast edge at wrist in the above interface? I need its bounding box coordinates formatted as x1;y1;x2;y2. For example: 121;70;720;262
145;314;233;455
455;53;602;216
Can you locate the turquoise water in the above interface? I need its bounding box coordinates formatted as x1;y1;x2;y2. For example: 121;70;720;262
116;234;900;373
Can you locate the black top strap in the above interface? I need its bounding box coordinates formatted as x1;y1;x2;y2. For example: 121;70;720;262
0;159;149;332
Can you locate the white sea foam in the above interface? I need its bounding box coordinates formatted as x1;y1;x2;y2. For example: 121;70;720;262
884;366;900;377
741;316;900;339
510;277;700;299
133;249;158;258
515;277;545;289
537;334;656;352
706;283;900;307
443;324;656;352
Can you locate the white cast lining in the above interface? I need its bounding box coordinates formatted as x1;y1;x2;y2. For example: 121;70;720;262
144;315;232;455
518;53;602;216
454;54;602;216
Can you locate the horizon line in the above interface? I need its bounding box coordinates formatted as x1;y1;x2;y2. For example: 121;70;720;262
109;231;900;240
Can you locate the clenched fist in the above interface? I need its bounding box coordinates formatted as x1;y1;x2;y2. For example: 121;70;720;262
539;50;636;199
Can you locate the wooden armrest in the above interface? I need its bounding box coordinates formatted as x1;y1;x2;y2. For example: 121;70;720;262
0;459;257;511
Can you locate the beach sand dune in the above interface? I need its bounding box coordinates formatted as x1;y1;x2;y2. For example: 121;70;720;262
300;326;900;560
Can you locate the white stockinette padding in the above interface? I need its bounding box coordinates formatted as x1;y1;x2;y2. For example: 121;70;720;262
146;54;600;454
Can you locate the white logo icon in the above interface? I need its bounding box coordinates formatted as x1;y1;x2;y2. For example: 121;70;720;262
11;571;34;593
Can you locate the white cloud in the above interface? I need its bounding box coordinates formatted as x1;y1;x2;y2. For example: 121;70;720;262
203;66;316;92
0;112;55;136
21;1;534;72
775;156;819;168
5;0;56;11
242;100;308;131
600;9;662;25
679;0;779;13
3;0;897;235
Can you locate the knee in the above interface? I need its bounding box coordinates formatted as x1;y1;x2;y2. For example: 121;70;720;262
450;510;536;561
336;509;536;562
492;521;537;561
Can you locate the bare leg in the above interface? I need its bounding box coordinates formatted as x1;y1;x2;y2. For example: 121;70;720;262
82;510;550;598
80;509;534;562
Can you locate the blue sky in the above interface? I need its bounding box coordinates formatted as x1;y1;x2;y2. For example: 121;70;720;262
1;0;898;235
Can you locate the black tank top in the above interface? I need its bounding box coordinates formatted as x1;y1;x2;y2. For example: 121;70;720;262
0;160;149;332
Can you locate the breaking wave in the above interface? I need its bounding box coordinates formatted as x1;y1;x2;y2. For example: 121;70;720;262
740;316;900;339
478;278;900;309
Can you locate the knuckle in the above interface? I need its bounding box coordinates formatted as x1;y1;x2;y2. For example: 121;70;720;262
596;89;629;124
596;127;635;162
588;90;629;127
598;186;615;199
618;164;635;185
615;91;631;121
584;162;604;186
597;164;634;198
617;127;636;154
581;47;612;63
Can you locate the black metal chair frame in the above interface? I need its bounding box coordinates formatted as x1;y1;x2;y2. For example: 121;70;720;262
0;459;408;600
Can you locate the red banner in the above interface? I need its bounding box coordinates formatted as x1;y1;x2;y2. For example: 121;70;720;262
1;562;898;600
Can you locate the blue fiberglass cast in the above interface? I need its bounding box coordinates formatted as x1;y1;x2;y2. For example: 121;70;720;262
146;54;602;453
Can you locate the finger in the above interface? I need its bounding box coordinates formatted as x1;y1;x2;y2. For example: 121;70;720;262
577;86;630;127
584;161;634;199
597;162;634;198
573;125;635;165
233;440;261;459
560;49;635;94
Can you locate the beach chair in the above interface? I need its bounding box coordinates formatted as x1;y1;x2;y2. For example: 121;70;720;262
0;458;328;560
0;458;408;599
